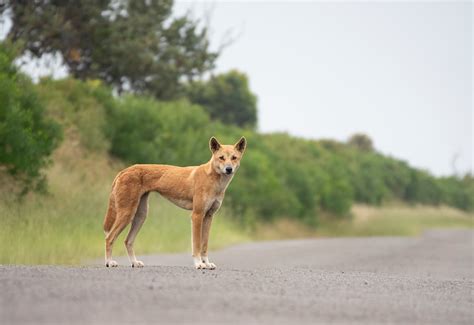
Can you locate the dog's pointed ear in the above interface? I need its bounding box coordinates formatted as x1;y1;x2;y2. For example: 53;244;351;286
234;136;246;153
209;136;221;153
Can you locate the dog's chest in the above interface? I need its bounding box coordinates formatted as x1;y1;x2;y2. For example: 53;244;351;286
203;181;228;214
205;198;222;215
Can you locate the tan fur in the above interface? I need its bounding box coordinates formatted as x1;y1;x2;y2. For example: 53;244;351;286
103;136;246;269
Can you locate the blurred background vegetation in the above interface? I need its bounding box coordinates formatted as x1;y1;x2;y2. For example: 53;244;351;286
0;1;472;264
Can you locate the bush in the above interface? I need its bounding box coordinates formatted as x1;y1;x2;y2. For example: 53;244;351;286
437;175;474;211
186;70;258;129
0;43;62;193
105;96;212;166
35;78;474;224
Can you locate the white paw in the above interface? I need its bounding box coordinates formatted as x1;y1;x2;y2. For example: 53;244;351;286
131;260;144;268
204;262;216;270
195;262;207;269
201;256;216;270
106;260;118;267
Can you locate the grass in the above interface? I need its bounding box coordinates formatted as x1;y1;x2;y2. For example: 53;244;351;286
316;203;473;237
0;139;472;265
254;204;473;241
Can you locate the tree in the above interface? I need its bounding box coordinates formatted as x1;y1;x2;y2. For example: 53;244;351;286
0;42;62;193
1;0;218;99
186;70;258;128
348;133;374;152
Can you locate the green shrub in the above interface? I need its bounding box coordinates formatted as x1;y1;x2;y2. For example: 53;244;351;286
0;43;62;193
437;175;474;211
105;96;211;166
33;78;474;222
227;149;298;221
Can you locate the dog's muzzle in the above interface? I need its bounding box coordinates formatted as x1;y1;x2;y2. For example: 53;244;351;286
225;167;233;175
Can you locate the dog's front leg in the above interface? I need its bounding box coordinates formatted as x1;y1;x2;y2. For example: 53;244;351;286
191;211;206;269
200;214;215;269
201;208;218;269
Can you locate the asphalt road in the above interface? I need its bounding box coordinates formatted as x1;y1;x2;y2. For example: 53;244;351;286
1;229;473;324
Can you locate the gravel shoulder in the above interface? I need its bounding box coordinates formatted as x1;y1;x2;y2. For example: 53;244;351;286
1;229;473;324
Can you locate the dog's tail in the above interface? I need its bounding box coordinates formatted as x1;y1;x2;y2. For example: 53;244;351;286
103;193;116;236
103;174;120;235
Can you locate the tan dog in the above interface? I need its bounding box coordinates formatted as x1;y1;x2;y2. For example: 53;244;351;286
103;136;246;269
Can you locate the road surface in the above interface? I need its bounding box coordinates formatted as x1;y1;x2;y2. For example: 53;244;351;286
1;229;473;324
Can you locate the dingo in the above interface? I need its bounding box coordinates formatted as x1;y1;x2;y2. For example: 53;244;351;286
103;136;246;269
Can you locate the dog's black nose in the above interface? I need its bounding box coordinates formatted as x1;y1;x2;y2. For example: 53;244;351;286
225;167;233;174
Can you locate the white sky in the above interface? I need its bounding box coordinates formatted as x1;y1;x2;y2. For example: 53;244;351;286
1;1;472;176
175;0;473;177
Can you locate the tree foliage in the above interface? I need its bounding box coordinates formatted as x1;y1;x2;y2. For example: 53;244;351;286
348;133;374;152
0;43;61;193
186;70;258;128
105;97;212;166
2;0;218;99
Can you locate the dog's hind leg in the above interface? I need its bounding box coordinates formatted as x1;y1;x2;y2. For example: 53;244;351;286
105;190;141;267
105;220;129;267
124;192;149;268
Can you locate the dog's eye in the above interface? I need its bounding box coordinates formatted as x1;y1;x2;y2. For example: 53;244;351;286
231;156;237;161
219;156;225;161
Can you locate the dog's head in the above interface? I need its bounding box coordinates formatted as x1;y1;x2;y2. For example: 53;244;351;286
209;136;246;176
